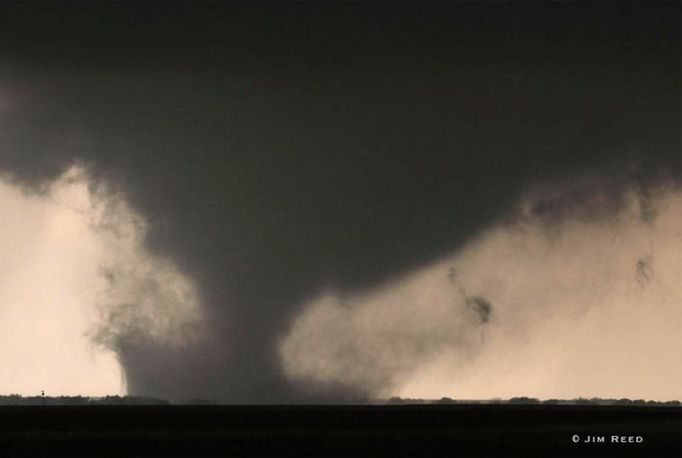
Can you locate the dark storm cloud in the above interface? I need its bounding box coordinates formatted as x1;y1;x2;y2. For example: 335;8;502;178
0;3;679;402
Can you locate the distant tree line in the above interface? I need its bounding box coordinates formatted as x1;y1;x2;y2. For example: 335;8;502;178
2;394;679;406
384;396;681;406
539;397;680;406
0;395;170;406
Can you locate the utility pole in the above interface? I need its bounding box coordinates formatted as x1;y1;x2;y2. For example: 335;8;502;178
41;390;45;407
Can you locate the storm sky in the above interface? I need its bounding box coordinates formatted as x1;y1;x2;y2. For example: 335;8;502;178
0;2;680;402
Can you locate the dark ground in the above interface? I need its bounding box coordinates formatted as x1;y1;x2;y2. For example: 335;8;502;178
0;405;679;457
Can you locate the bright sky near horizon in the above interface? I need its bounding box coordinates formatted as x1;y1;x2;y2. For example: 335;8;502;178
0;171;124;396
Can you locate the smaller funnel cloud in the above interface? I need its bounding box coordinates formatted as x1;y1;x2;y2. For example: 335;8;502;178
448;268;492;345
280;172;682;401
449;270;493;325
466;296;492;325
635;256;653;289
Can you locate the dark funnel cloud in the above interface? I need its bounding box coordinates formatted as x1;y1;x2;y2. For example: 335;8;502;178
0;3;679;402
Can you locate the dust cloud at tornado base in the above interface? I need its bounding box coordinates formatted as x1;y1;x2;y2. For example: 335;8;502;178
281;177;682;401
0;166;202;396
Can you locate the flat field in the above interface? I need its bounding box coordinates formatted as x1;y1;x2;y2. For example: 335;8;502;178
0;405;679;457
